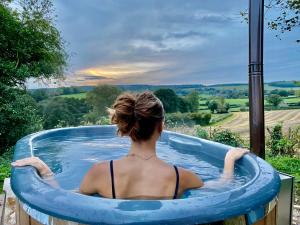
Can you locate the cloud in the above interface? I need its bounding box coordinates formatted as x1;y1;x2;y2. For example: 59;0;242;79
42;0;300;87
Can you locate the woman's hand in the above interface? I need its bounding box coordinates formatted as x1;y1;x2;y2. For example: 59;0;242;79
225;148;250;162
11;157;53;178
222;148;249;179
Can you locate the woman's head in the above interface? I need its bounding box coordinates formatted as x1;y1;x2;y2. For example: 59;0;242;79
109;91;164;142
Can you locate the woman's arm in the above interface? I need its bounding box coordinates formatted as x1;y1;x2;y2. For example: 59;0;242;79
12;157;59;187
204;148;249;188
12;157;53;178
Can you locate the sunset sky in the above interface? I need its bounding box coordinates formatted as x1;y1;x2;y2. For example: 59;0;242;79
29;0;300;88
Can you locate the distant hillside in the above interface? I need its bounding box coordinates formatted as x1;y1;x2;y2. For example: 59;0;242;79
29;81;300;94
268;81;299;88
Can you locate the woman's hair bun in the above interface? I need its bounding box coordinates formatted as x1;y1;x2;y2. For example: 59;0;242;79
109;92;136;137
109;91;164;141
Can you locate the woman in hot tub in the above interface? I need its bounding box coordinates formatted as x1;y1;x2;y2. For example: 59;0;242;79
12;91;248;199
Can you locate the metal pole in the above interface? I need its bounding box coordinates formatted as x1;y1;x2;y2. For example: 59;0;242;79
249;0;265;158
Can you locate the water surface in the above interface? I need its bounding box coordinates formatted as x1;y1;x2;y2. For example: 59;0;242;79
33;134;252;198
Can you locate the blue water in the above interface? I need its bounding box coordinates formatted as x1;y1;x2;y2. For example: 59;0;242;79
32;134;252;198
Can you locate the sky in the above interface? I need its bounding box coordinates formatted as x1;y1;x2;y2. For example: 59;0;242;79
28;0;300;88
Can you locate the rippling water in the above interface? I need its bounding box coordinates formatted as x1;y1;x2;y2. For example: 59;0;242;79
32;134;252;198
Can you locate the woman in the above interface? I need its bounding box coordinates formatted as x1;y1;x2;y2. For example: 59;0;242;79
12;91;248;199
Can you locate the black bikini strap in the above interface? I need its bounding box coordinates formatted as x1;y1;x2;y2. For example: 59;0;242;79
173;165;179;199
110;160;116;199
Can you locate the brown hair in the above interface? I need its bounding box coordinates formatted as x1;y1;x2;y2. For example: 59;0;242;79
109;91;164;141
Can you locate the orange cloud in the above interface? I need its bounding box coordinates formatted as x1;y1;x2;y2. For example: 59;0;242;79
65;61;170;86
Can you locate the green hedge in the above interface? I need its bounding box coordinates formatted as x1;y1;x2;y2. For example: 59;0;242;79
165;112;211;127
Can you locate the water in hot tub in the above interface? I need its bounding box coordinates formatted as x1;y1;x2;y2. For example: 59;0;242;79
32;134;252;199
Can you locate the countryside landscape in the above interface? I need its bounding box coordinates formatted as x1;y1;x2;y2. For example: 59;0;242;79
1;0;300;224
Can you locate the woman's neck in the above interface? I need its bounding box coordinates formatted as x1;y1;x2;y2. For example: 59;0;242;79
129;139;157;156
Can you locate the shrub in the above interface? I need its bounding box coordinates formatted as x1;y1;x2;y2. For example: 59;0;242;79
211;129;244;147
266;124;298;156
0;85;43;154
41;97;90;129
0;147;13;184
165;112;211;128
190;112;211;126
165;113;194;128
266;94;283;107
195;126;209;139
267;156;300;182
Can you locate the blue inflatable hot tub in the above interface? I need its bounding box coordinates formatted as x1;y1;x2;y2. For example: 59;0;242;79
11;125;280;225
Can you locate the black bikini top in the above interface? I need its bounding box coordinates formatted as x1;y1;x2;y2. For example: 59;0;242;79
109;160;179;199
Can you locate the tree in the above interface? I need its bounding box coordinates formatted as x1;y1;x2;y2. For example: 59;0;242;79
186;90;200;112
0;1;67;151
41;97;90;129
270;89;290;97
216;97;230;113
208;100;218;113
241;0;300;43
267;94;283;107
295;90;300;97
154;89;179;113
266;0;300;43
29;89;49;102
0;85;43;153
86;85;122;118
177;97;190;113
0;1;67;87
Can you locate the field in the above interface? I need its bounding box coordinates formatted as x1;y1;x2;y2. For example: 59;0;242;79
210;83;300;91
59;93;87;99
216;109;300;139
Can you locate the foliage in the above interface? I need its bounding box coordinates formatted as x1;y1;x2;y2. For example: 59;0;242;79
266;123;300;156
165;112;211;127
190;112;211;126
81;116;111;126
210;129;244;147
296;90;300;97
40;97;90;129
266;0;300;43
208;100;218;113
0;147;13;183
241;0;300;42
210;113;233;124
177;97;191;113
0;84;43;154
207;97;230;113
266;94;283;107
154;89;179;113
186;90;200;112
0;1;67;86
86;85;122;118
267;156;300;182
195;126;209;139
216;97;230;113
29;89;49;102
270;89;290;97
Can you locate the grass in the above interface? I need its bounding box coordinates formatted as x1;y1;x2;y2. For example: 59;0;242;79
0;147;13;193
267;155;300;201
284;96;300;104
210;113;233;125
59;93;87;99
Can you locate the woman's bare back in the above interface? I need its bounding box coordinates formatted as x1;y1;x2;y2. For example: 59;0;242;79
83;157;183;199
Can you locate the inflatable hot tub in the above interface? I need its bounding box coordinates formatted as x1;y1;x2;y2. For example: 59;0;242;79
11;125;280;225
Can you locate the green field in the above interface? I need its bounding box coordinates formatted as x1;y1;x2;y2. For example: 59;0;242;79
59;93;87;99
283;97;300;104
211;83;300;91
